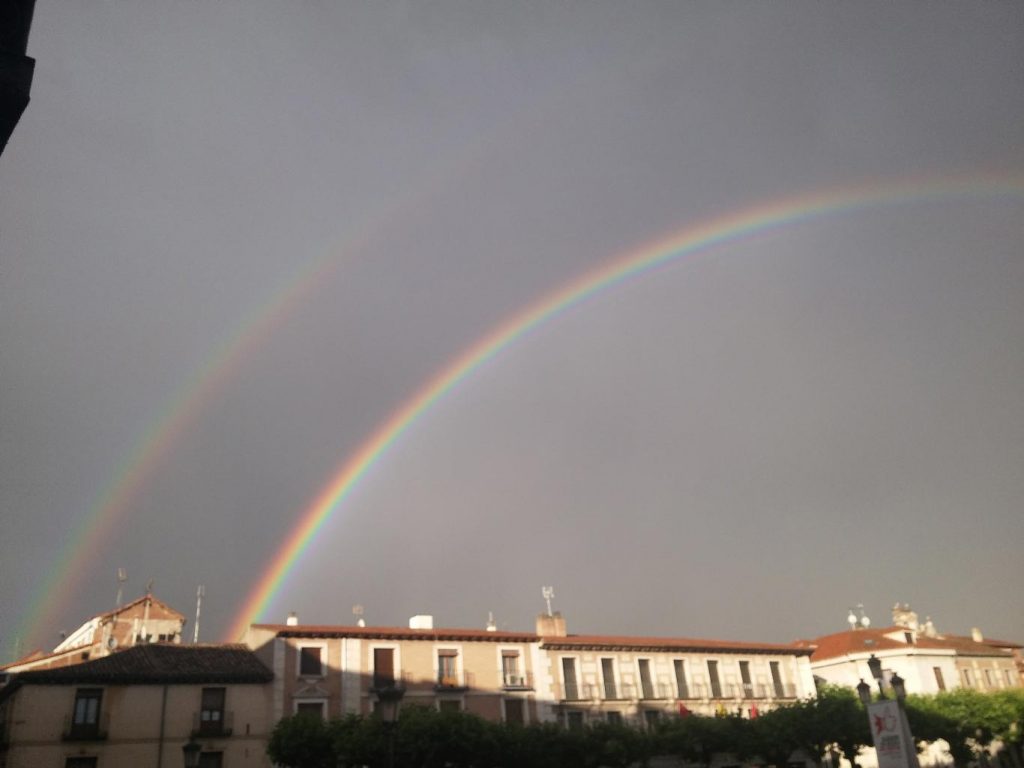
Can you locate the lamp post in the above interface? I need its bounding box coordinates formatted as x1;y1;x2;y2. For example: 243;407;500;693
377;686;404;768
867;654;886;698
182;738;201;768
860;661;919;768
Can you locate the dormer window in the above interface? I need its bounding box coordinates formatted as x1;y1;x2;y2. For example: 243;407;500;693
904;631;914;644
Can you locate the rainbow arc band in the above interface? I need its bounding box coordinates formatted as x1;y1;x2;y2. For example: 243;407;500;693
224;171;1024;640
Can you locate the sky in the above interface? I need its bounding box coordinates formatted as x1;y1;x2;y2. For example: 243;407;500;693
2;2;1023;659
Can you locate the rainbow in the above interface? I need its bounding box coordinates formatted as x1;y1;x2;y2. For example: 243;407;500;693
225;171;1024;639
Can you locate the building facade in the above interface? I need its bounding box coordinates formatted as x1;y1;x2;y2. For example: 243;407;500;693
807;605;1022;695
0;644;273;768
242;612;816;728
4;594;186;673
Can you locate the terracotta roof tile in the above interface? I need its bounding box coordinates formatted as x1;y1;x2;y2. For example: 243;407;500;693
254;624;539;643
251;624;809;654
809;627;1015;661
542;634;812;654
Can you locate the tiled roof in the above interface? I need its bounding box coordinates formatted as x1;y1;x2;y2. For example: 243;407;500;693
915;634;1016;658
808;627;1015;662
5;644;272;686
541;635;812;655
253;624;810;654
254;624;539;643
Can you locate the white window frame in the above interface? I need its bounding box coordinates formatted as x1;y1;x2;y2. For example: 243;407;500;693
293;697;328;718
369;642;402;687
559;655;582;700
296;640;328;679
502;695;529;725
497;646;525;687
434;643;464;687
600;656;620;700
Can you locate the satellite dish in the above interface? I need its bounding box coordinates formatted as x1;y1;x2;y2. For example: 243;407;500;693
107;637;118;650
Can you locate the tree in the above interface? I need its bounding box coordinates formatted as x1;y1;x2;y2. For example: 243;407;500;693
267;713;338;768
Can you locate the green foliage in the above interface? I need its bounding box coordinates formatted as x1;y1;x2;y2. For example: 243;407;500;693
267;712;338;768
266;687;1024;768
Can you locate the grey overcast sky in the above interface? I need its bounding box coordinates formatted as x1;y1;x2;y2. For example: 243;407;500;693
2;2;1023;657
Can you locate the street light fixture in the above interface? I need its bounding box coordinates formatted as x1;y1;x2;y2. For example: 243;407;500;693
867;654;886;698
856;678;872;707
182;739;202;768
890;671;907;702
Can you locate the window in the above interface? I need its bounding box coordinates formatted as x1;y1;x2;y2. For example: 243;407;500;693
565;710;584;730
643;709;661;728
561;657;580;700
504;698;525;725
601;658;618;700
437;650;459;687
985;669;996;689
199;752;224;768
199;687;226;735
299;646;323;677
674;660;690;699
739;661;753;698
502;651;525;687
769;661;785;698
707;661;722;699
65;759;98;768
606;710;623;725
933;667;946;691
296;701;325;719
638;659;655;699
438;699;461;713
1007;669;1016;687
373;648;395;689
70;688;103;739
962;668;974;688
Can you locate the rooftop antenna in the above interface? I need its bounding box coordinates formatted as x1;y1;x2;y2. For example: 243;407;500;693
486;611;497;632
116;567;127;609
145;579;154;596
193;585;205;644
542;586;555;616
352;604;365;628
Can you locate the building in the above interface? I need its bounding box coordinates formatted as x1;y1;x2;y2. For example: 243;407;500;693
4;594;187;673
242;611;816;728
0;643;274;768
805;604;1022;695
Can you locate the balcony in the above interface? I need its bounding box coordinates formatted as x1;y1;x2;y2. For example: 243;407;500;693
192;710;234;738
561;682;599;702
772;682;797;699
371;671;411;693
637;681;674;700
502;671;533;690
62;712;109;741
435;671;473;692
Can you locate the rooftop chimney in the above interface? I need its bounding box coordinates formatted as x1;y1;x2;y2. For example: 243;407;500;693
536;612;567;637
286;612;298;627
409;615;434;630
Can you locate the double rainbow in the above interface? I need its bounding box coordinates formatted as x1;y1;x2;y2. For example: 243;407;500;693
224;171;1024;639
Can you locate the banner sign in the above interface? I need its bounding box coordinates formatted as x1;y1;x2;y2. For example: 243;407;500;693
867;701;912;768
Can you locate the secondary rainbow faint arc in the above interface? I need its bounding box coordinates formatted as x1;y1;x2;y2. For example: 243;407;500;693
225;171;1024;640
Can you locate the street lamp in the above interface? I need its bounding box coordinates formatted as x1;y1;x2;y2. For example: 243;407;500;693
867;654;886;698
377;686;404;768
856;678;872;707
890;671;906;702
182;739;202;768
